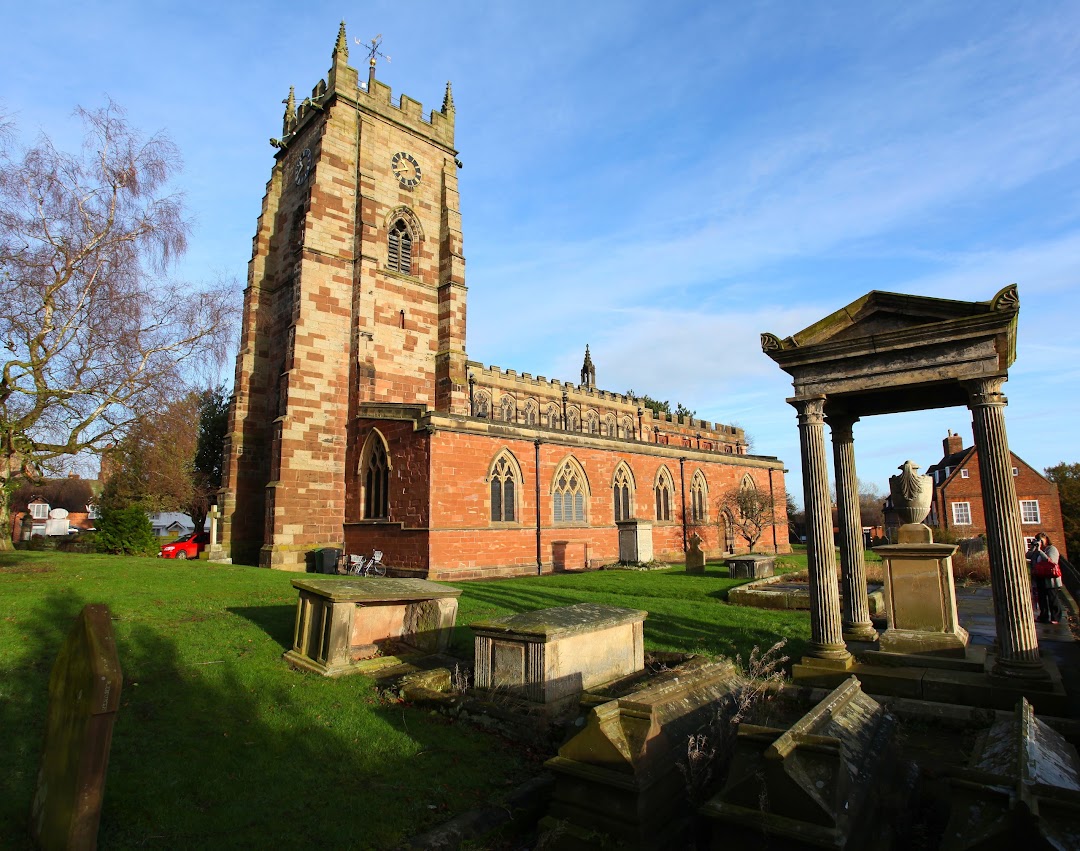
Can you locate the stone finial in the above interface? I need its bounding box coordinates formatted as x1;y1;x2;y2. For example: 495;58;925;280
991;283;1019;311
760;332;782;352
889;460;933;526
581;344;596;388
333;20;349;60
282;87;296;135
442;81;455;114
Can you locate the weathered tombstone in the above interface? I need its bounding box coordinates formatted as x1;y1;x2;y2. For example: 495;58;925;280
726;553;776;579
874;461;969;657
941;698;1080;850
542;659;743;850
617;519;654;563
472;603;645;705
284;577;461;676
30;604;123;851
700;676;894;849
685;532;706;574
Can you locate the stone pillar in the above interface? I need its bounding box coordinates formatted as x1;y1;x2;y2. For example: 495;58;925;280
826;415;877;642
792;396;852;665
964;376;1043;678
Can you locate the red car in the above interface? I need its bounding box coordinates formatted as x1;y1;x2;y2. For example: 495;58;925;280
159;531;210;560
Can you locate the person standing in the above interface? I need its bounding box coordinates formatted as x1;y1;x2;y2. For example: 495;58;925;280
1029;532;1064;625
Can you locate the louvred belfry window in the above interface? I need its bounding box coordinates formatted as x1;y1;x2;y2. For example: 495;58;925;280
388;219;413;274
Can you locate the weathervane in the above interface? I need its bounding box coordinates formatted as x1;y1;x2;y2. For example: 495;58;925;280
356;34;391;70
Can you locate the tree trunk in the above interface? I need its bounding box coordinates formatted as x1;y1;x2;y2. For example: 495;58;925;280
0;499;15;551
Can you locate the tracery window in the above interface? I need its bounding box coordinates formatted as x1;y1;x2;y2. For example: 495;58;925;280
604;414;616;437
613;464;634;522
620;417;635;439
474;391;491;418
690;470;708;523
387;219;413;274
722;508;735;551
500;396;516;423
546;403;561;428
523;400;538;426
552;457;588;524
585;411;599;435
654;466;673;522
360;431;390;519
489;451;521;523
566;408;580;432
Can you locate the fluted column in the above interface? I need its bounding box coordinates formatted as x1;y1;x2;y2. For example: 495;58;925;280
826;415;878;642
965;376;1044;678
792;396;851;663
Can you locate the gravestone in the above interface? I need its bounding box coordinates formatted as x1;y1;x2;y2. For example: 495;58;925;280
617;519;654;563
874;523;969;657
30;604;123;851
542;659;743;849
701;676;894;849
284;577;461;676
941;697;1080;850
685;532;706;574
472;603;645;704
726;554;776;579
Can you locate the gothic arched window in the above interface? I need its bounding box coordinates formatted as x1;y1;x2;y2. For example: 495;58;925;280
604;414;616;437
500;396;516;423
388;218;413;274
654;466;673;522
552;457;588;524
489;451;521;523
691;470;708;523
523;400;538;426
474;391;491;418
613;464;634;522
620;417;635;439
360;431;390;519
566;408;580;432
585;411;599;435
546;403;561;428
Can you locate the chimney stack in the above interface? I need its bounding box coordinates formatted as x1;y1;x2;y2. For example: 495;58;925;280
943;429;964;457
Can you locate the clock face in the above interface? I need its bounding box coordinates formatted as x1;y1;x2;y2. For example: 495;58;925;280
294;148;312;186
391;151;422;189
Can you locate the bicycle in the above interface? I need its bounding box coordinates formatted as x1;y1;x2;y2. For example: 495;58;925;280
342;549;387;577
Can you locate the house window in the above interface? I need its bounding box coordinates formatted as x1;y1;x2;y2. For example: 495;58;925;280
691;471;708;523
87;504;100;520
361;433;390;519
951;502;972;525
387;219;413;274
1012;467;1019;476
489;452;520;523
960;469;969;479
1020;500;1040;524
655;467;673;522
553;458;588;524
29;503;49;520
613;465;634;522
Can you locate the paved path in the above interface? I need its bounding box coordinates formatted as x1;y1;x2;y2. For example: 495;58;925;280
955;585;1080;719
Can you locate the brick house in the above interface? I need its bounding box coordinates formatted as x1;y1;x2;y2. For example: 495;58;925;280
886;430;1066;558
219;25;790;576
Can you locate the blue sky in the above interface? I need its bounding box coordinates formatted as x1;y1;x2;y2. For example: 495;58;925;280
4;1;1079;502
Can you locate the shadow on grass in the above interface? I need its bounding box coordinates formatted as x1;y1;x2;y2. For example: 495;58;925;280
227;605;296;651
3;590;530;849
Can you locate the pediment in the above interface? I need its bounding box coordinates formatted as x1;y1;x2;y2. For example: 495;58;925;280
761;285;1017;352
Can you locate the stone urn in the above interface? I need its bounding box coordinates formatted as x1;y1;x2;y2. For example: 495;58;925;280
889;460;933;525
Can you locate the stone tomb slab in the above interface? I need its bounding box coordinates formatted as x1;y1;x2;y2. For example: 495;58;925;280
472;603;646;704
31;603;123;851
283;577;461;677
701;676;895;850
726;554;776;579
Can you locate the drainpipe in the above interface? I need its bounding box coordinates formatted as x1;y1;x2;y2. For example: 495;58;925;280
679;457;688;552
768;468;778;553
637;407;643;441
468;372;476;416
535;439;542;575
561;389;568;430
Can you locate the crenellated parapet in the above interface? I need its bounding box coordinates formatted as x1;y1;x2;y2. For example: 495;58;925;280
358;78;456;149
465;361;748;455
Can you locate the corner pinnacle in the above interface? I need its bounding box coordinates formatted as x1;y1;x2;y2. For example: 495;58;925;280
442;81;455;113
334;21;348;60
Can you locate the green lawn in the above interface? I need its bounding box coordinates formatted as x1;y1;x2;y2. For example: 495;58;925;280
0;550;812;848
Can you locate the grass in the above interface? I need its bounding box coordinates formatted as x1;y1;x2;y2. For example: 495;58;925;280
0;549;815;848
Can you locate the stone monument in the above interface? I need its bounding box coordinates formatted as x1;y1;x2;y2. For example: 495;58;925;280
685;532;706;574
30;604;123;851
874;460;969;657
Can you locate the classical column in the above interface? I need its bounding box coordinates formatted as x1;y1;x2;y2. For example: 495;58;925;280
792;396;852;664
826;415;878;642
964;376;1044;678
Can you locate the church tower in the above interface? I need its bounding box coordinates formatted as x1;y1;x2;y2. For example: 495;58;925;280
221;23;467;567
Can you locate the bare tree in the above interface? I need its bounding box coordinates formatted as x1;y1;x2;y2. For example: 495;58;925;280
0;101;236;546
717;480;777;552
